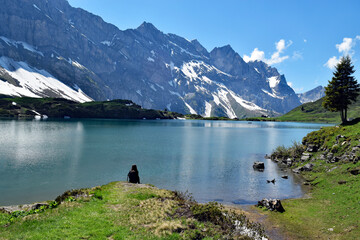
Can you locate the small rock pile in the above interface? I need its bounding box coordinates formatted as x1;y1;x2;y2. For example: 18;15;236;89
256;198;285;213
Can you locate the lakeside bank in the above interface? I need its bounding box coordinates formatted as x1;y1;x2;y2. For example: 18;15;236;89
239;119;360;239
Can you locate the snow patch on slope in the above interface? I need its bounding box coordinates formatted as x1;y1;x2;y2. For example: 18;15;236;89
0;57;92;102
204;101;212;117
33;4;41;11
0;36;44;56
101;41;111;46
267;76;280;88
168;41;201;58
136;90;142;96
216;88;236;119
184;101;197;114
262;89;284;99
229;90;266;111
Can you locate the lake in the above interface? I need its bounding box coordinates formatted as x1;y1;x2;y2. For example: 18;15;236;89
0;119;328;206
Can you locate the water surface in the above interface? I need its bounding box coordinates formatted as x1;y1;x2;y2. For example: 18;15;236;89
0;119;328;205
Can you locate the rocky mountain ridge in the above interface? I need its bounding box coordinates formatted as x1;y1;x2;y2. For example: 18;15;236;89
297;86;325;104
0;0;303;118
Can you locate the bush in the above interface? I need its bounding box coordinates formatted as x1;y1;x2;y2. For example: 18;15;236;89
271;141;305;160
191;202;227;225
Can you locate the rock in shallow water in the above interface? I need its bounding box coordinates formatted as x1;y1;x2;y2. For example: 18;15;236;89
253;161;265;171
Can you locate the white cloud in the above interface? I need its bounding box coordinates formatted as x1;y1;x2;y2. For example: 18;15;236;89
304;39;307;43
267;39;292;65
243;39;293;65
292;51;303;60
336;37;354;55
325;35;360;70
243;48;265;62
324;56;340;70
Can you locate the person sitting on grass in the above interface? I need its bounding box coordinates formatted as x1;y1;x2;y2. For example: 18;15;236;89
127;164;140;184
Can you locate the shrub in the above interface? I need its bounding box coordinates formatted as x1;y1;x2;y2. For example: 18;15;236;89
271;141;305;160
191;202;227;225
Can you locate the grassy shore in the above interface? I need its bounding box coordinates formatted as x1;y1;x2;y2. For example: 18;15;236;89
0;182;266;240
258;120;360;239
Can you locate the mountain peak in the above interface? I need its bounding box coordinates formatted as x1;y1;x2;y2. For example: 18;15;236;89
213;44;235;53
137;21;159;32
297;86;325;103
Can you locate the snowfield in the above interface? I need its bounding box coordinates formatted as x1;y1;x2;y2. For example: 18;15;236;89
0;57;92;102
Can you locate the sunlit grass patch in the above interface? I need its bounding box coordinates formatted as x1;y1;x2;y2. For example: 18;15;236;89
0;182;266;239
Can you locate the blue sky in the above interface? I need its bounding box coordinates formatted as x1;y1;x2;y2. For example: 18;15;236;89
68;0;360;93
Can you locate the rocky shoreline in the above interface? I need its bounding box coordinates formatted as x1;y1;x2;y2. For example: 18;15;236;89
248;121;360;239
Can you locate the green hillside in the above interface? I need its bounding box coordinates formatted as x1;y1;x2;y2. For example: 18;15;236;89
0;95;183;120
277;97;360;123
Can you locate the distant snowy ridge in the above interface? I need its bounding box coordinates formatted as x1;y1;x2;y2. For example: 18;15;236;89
297;86;325;104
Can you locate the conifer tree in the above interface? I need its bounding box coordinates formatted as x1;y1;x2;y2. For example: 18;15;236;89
323;56;360;123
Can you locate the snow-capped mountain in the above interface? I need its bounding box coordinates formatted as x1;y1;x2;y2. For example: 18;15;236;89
297;86;325;104
0;0;301;117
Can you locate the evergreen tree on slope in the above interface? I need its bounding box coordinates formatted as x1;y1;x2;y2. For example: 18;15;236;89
323;56;360;124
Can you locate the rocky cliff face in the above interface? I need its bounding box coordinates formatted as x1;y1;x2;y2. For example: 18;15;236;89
0;0;302;117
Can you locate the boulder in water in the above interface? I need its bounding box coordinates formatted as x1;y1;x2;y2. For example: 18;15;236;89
253;162;265;171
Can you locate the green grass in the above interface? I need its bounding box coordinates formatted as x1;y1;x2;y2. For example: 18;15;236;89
277;97;360;123
263;121;360;239
0;182;264;239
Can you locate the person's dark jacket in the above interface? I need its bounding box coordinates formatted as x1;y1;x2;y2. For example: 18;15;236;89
127;170;140;184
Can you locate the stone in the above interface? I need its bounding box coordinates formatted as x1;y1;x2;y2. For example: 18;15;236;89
285;158;292;166
301;154;311;162
281;175;288;179
293;163;313;173
349;168;360;175
327;153;334;160
336;135;346;143
338;180;347;185
352;147;359;152
257;198;285;213
329;157;340;163
306;144;318;152
319;154;326;160
31;203;49;210
302;163;313;171
253;161;265;171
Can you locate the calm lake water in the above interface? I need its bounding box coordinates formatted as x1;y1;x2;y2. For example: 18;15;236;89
0;119;328;206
